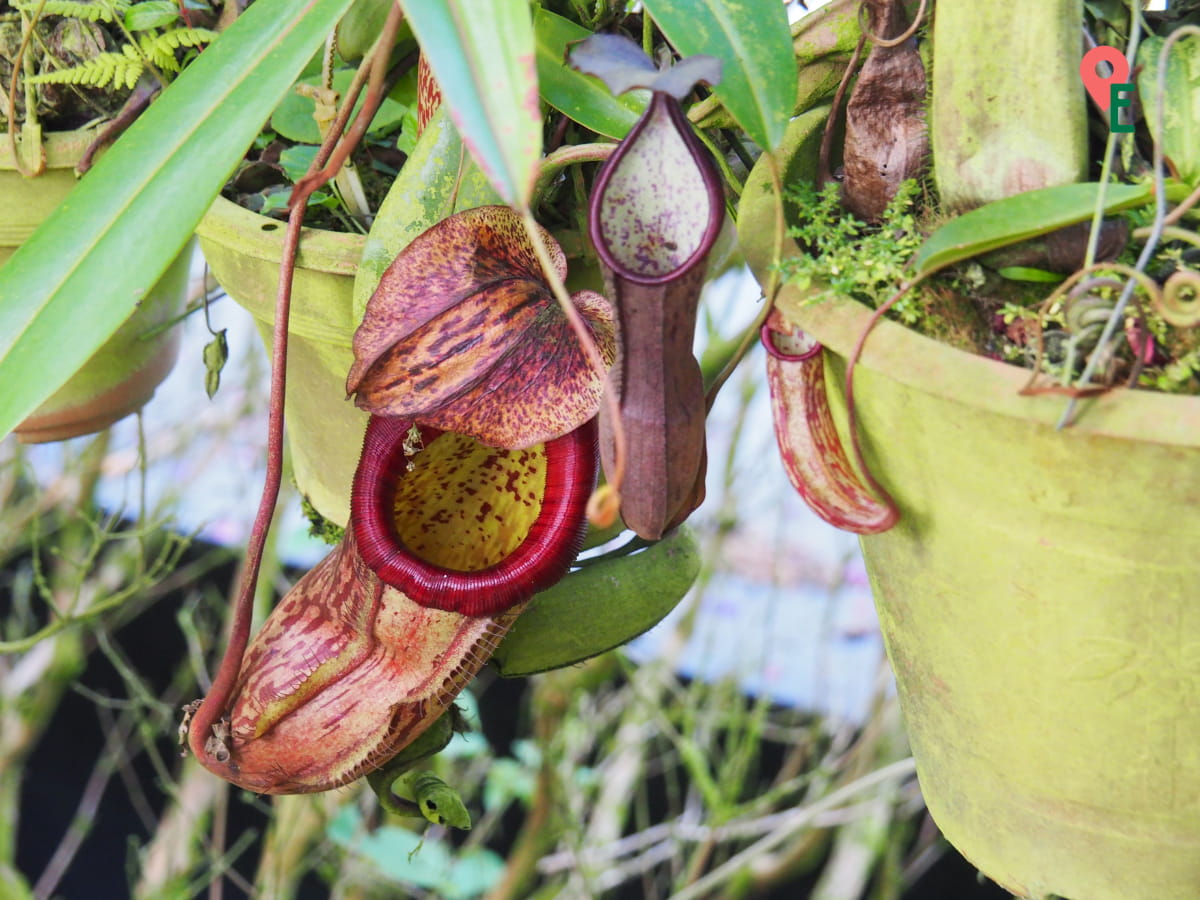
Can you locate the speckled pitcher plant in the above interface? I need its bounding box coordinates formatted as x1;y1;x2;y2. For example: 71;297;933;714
760;310;898;534
186;205;614;793
571;35;725;540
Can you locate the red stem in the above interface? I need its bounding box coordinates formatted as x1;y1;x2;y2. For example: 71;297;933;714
817;33;865;189
187;1;405;762
842;283;917;519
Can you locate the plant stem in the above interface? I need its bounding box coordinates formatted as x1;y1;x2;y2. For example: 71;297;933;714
518;208;627;526
668;758;917;900
186;3;403;763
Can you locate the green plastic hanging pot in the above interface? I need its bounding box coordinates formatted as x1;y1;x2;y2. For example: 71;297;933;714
196;195;371;528
740;108;1200;900
4;128;190;443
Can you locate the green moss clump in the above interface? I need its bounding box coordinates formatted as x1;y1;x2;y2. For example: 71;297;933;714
300;495;345;545
778;179;990;354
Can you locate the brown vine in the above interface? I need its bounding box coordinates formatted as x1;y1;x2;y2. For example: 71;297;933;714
186;2;405;766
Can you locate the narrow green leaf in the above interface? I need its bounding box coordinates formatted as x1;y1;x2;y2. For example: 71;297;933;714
912;182;1153;277
534;8;645;139
1138;34;1200;186
125;1;180;31
0;0;356;440
997;266;1065;284
642;0;795;151
400;0;541;209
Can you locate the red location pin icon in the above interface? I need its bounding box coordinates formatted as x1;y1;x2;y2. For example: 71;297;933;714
1080;45;1130;110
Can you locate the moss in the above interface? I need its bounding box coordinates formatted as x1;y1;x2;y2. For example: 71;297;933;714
779;178;990;354
300;494;345;545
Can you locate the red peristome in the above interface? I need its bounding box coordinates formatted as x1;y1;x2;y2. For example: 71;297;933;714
762;312;898;534
352;416;598;616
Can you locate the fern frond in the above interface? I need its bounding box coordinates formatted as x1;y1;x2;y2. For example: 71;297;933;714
26;45;144;90
13;0;130;23
137;27;215;72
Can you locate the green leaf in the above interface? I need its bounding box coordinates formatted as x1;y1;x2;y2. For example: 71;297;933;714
327;804;504;898
387;65;420;110
911;182;1153;277
1084;0;1127;24
270;68;407;144
534;7;646;139
0;0;356;440
1138;34;1200;186
277;144;321;182
641;0;795;151
997;266;1065;284
124;0;180;31
492;526;700;677
399;0;541;208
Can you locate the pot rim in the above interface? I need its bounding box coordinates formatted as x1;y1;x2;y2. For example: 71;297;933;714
738;109;1200;450
0;125;105;172
197;194;364;277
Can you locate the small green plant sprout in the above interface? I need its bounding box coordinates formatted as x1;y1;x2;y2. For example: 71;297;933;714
779;179;925;321
19;0;214;90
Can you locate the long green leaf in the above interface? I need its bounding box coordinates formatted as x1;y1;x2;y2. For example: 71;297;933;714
912;182;1153;276
534;8;645;140
0;0;356;440
401;0;541;209
641;0;795;151
1138;34;1200;187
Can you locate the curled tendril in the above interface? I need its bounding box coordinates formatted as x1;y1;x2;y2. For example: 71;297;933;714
857;0;928;49
1021;262;1161;397
1066;280;1125;353
1155;270;1200;328
1061;279;1131;385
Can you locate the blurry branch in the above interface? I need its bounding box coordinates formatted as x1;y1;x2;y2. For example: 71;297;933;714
668;757;917;900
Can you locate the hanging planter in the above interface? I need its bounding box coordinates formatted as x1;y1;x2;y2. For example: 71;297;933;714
740;96;1200;900
5;128;190;443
